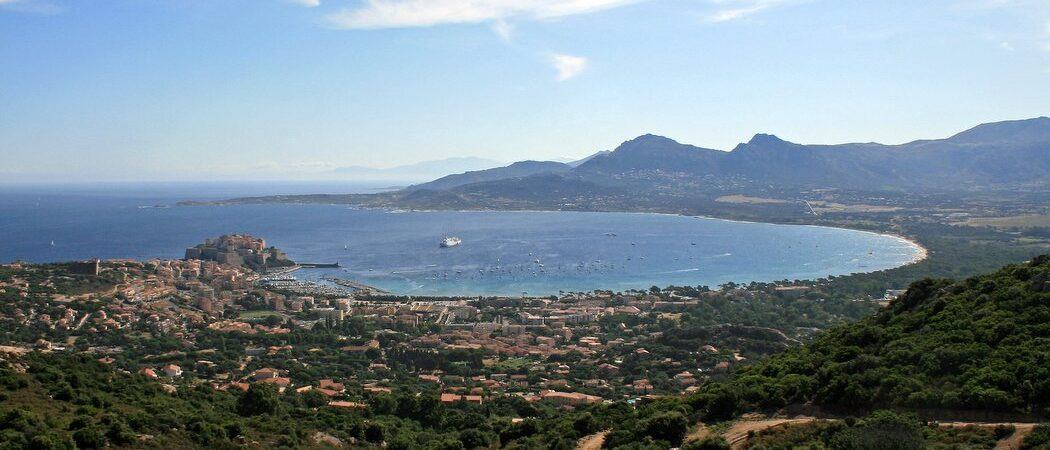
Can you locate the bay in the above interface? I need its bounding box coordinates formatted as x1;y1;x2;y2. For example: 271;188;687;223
0;183;921;296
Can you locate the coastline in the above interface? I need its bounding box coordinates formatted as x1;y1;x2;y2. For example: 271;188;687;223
369;205;933;270
314;205;932;295
185;200;933;281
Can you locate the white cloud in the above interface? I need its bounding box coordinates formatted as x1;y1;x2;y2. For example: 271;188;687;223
549;53;587;81
1000;41;1015;51
704;0;798;23
326;0;644;29
492;19;513;41
288;0;321;7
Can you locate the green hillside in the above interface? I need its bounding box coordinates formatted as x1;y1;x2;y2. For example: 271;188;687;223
726;255;1050;417
1;257;1047;449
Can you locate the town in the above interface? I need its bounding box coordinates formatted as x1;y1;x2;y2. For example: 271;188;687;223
0;235;882;417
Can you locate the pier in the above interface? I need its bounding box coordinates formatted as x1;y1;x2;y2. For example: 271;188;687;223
299;262;340;268
322;277;391;295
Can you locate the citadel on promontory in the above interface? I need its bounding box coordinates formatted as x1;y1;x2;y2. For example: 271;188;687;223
185;234;293;270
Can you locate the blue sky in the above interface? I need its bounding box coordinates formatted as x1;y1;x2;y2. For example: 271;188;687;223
1;0;1048;181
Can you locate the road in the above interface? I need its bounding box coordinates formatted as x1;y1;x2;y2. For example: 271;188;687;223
576;430;609;450
687;417;1042;450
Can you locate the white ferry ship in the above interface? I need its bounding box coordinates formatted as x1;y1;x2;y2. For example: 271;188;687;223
440;236;462;248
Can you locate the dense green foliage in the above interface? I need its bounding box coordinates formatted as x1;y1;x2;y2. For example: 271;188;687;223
0;352;750;449
724;255;1050;416
1024;425;1050;449
820;222;1047;298
743;411;1004;450
3;254;1048;448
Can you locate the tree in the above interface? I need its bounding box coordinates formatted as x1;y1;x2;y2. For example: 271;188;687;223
27;433;70;450
364;422;385;443
301;389;329;408
459;428;492;449
829;411;923;450
237;383;280;416
682;436;730;450
72;427;106;449
642;411;689;445
694;386;739;422
1021;424;1050;450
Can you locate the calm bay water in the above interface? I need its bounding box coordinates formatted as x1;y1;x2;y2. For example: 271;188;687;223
0;183;921;296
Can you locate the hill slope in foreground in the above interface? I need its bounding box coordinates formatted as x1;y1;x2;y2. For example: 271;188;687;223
0;257;1047;449
726;254;1050;418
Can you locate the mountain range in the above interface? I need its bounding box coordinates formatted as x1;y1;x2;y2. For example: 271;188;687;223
406;160;572;191
403;117;1050;197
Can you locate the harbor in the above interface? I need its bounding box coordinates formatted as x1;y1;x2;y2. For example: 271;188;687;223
257;265;388;297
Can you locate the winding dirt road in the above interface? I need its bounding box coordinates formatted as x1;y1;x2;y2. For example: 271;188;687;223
576;430;609;450
686;417;1041;450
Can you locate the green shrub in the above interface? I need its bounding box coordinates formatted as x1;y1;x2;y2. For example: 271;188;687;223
682;436;731;450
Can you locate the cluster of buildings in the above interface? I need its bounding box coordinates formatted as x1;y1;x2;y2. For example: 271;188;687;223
185;234;292;270
1;235;816;412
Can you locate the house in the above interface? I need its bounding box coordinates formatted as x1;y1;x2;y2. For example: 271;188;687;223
328;401;366;409
340;339;380;352
224;382;250;392
162;364;182;377
259;377;291;388
253;368;280;381
418;374;441;384
316;388;341;397
319;379;345;393
440;392;483;404
363;385;392;395
545;379;569;389
674;371;696;386
540;391;602;406
614;305;642;315
774;285;810;299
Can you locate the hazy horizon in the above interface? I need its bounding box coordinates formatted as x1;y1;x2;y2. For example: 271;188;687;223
3;0;1049;182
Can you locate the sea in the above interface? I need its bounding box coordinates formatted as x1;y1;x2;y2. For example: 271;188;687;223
0;182;922;296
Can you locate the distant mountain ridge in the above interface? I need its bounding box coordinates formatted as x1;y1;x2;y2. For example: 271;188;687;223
195;117;1049;212
566;150;612;167
582;117;1048;189
405;117;1049;196
406;160;571;191
944;116;1050;145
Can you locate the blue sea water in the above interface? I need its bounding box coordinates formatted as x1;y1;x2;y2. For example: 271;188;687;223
0;183;921;296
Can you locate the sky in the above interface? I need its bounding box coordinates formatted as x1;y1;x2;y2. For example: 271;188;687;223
1;0;1049;182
